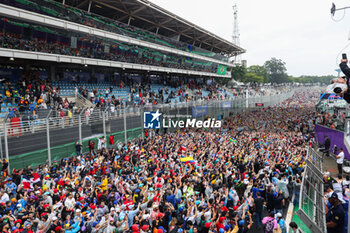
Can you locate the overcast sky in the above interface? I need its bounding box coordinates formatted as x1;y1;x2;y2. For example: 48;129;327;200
151;0;350;77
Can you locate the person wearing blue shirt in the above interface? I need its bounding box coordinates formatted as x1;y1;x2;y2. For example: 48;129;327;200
251;184;259;199
166;189;176;208
8;109;15;118
6;178;17;198
127;203;140;226
29;103;35;112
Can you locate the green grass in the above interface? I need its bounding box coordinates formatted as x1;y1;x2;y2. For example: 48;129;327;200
291;204;312;233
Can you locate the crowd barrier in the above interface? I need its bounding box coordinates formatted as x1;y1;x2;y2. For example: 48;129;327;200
1;91;295;170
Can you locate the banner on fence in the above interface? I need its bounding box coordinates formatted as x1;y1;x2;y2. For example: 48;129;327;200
192;106;208;118
222;102;231;109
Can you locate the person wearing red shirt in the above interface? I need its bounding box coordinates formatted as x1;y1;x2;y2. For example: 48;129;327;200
109;135;115;147
219;201;229;212
123;196;133;210
216;217;225;232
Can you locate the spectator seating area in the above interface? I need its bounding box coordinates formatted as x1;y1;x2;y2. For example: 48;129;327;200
0;17;217;74
52;81;130;99
0;0;228;62
149;84;183;103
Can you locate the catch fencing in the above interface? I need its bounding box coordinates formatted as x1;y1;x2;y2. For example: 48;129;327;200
0;91;295;171
295;147;326;233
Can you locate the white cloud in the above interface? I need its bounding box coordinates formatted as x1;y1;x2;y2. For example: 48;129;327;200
150;0;350;76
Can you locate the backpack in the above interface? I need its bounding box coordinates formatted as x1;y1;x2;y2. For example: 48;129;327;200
265;219;274;233
278;219;287;233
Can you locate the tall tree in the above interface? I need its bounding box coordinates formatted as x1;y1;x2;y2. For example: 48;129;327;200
242;73;264;83
231;65;246;82
290;75;335;84
264;58;289;83
247;65;269;82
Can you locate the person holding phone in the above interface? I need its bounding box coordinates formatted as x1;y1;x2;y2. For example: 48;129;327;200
335;54;350;103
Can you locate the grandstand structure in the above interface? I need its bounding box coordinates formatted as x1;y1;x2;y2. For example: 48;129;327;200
0;0;244;79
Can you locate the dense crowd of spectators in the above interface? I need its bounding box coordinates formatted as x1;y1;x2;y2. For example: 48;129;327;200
1;70;298;124
0;72;77;119
0;27;216;74
315;111;345;131
0;91;330;233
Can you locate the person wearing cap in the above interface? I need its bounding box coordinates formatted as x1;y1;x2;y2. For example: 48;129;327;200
104;216;117;233
82;205;98;232
5;178;17;198
97;201;109;219
43;192;53;206
48;216;60;232
232;205;253;233
23;221;33;233
326;192;345;233
127;202;141;226
110;207;120;222
73;208;84;225
64;193;75;210
141;224;150;233
115;217;129;233
0;91;323;233
275;212;286;233
23;212;39;230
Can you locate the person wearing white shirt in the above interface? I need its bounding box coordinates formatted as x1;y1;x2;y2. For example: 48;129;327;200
64;193;75;210
337;148;345;175
0;190;9;203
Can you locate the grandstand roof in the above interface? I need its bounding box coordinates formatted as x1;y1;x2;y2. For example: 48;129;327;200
60;0;245;55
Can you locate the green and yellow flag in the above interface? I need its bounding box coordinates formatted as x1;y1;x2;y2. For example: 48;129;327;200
217;64;227;75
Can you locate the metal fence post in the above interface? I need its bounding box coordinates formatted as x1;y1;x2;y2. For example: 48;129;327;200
103;107;109;139
140;107;144;140
0;135;3;161
46;110;52;166
186;102;189;116
3;113;9;172
31;120;35;133
123;107;127;145
78;108;85;145
102;111;106;139
46;118;51;166
245;90;249;109
78;115;82;145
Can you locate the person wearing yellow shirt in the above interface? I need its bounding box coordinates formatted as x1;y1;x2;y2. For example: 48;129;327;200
68;109;73;125
5;90;10;98
101;176;108;191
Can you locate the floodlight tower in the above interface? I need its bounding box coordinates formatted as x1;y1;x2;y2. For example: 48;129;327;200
232;4;241;65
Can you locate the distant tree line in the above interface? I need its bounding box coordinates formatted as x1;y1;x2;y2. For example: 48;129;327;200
230;57;336;84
